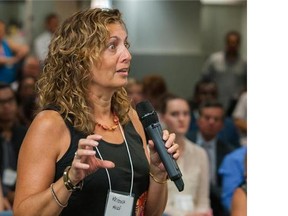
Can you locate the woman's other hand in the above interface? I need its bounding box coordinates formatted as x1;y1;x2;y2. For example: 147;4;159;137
68;134;115;185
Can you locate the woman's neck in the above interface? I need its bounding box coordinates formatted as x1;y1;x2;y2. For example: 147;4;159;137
89;88;113;117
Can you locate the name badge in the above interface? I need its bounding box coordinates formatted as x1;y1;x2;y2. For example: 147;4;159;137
104;190;134;216
174;194;194;211
3;168;17;186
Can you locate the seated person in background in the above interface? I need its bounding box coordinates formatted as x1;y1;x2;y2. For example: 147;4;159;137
218;146;247;214
160;93;212;216
187;100;233;216
142;74;168;112
0;20;29;84
188;78;240;150
125;77;143;108
231;155;247;216
16;76;37;127
19;55;41;80
0;83;27;207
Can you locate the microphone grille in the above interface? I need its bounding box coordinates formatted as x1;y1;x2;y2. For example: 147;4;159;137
135;101;154;118
136;101;159;128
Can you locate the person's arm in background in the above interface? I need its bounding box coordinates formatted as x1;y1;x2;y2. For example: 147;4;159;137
0;180;12;211
231;188;246;216
0;181;4;211
129;109;178;216
1;38;29;65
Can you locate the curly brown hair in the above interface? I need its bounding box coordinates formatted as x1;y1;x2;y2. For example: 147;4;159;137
36;8;131;134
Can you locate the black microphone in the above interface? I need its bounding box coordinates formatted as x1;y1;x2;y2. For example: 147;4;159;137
136;100;184;192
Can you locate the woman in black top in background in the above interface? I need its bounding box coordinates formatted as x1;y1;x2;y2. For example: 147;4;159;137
13;8;179;216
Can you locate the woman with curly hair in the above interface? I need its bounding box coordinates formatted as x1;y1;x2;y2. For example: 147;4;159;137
13;8;178;216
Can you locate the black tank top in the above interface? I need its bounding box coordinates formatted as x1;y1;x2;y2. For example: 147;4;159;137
50;109;150;216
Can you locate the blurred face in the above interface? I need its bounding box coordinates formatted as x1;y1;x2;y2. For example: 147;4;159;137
226;34;240;53
23;57;41;78
47;17;59;33
196;83;217;105
91;23;131;90
162;99;191;136
126;83;143;105
198;107;224;140
19;77;36;100
0;87;17;122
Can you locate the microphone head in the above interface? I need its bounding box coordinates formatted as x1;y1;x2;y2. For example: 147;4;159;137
136;101;159;128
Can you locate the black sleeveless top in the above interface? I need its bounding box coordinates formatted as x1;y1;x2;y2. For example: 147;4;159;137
51;110;150;216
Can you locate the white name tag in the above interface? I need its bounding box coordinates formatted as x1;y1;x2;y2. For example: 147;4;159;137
174;194;194;211
3;168;17;186
104;190;134;216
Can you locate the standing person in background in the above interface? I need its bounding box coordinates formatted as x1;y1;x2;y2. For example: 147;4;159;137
202;31;247;113
14;8;179;216
34;13;59;65
160;93;212;216
0;20;29;84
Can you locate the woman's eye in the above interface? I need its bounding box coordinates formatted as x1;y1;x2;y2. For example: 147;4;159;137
125;42;130;49
108;44;116;50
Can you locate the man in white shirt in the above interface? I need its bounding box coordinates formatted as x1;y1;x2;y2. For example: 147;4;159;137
202;31;247;112
34;13;59;65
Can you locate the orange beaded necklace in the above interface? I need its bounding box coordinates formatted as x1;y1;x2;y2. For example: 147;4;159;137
95;113;119;131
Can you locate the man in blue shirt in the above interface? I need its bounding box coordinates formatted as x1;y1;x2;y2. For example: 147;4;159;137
218;146;247;214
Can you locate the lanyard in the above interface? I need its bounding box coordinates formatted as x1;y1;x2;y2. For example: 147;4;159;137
95;124;134;196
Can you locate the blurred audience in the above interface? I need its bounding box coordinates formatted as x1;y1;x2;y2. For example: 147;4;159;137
125;77;143;108
34;13;59;65
188;79;240;150
20;55;41;79
142;74;168;112
160;93;212;216
202;30;247;113
218;146;247;214
0;20;29;84
187;100;233;216
11;55;41;91
0;83;27;208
